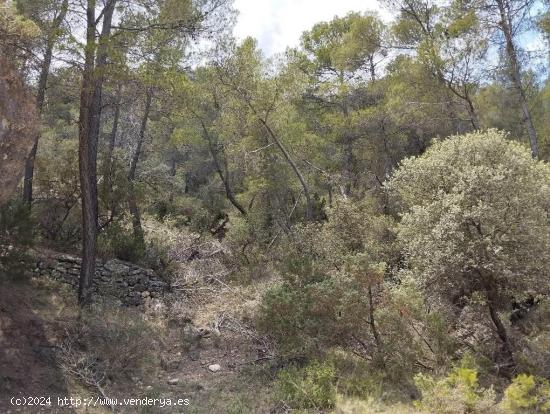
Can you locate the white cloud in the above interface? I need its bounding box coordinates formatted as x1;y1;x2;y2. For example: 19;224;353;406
233;0;389;56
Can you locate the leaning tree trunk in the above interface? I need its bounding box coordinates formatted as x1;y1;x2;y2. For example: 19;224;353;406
22;0;69;206
127;88;153;247
496;0;539;159
219;71;314;220
209;140;247;216
78;0;116;305
198;118;247;216
257;117;313;220
486;287;516;378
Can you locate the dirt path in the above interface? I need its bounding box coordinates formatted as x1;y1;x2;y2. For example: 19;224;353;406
0;240;279;413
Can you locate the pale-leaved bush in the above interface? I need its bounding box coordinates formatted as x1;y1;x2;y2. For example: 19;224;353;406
386;129;550;367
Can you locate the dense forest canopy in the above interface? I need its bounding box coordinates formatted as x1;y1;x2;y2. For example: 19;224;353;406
1;0;550;412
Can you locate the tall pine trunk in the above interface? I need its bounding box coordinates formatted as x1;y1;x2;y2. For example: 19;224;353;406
22;0;69;206
127;88;153;247
101;82;122;225
78;0;116;305
496;0;539;159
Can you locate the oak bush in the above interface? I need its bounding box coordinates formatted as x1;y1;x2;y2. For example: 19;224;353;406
387;129;550;371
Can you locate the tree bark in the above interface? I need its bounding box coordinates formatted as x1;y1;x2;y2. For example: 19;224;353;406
78;0;117;306
22;0;69;206
368;285;383;354
465;97;480;130
106;83;122;179
101;82;122;225
78;0;98;306
257;117;314;220
343;136;354;196
128;89;152;181
127;88;153;246
486;288;516;376
495;0;539;159
170;155;177;176
216;69;314;220
340;73;354;196
197;118;247;216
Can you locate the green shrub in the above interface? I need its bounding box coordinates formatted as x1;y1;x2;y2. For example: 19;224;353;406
34;135;81;247
153;195;213;232
501;374;550;413
97;222;145;263
0;200;35;279
224;213;269;276
256;198;393;358
326;350;393;401
143;237;173;280
277;360;337;410
413;366;497;414
514;300;550;378
34;199;81;248
257;275;335;357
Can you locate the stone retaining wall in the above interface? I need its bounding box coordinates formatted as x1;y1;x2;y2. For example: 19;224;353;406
33;252;168;306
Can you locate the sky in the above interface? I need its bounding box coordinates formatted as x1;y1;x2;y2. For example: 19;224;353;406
232;0;390;56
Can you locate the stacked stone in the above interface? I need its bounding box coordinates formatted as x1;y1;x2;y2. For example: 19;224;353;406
33;253;168;306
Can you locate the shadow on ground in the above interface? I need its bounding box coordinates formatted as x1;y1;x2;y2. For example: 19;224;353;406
0;275;73;413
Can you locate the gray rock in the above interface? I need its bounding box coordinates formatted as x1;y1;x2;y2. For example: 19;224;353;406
57;254;81;263
104;260;130;275
127;275;139;286
148;298;164;312
32;252;167;307
208;364;221;372
149;281;166;291
125;292;142;306
167;378;179;385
